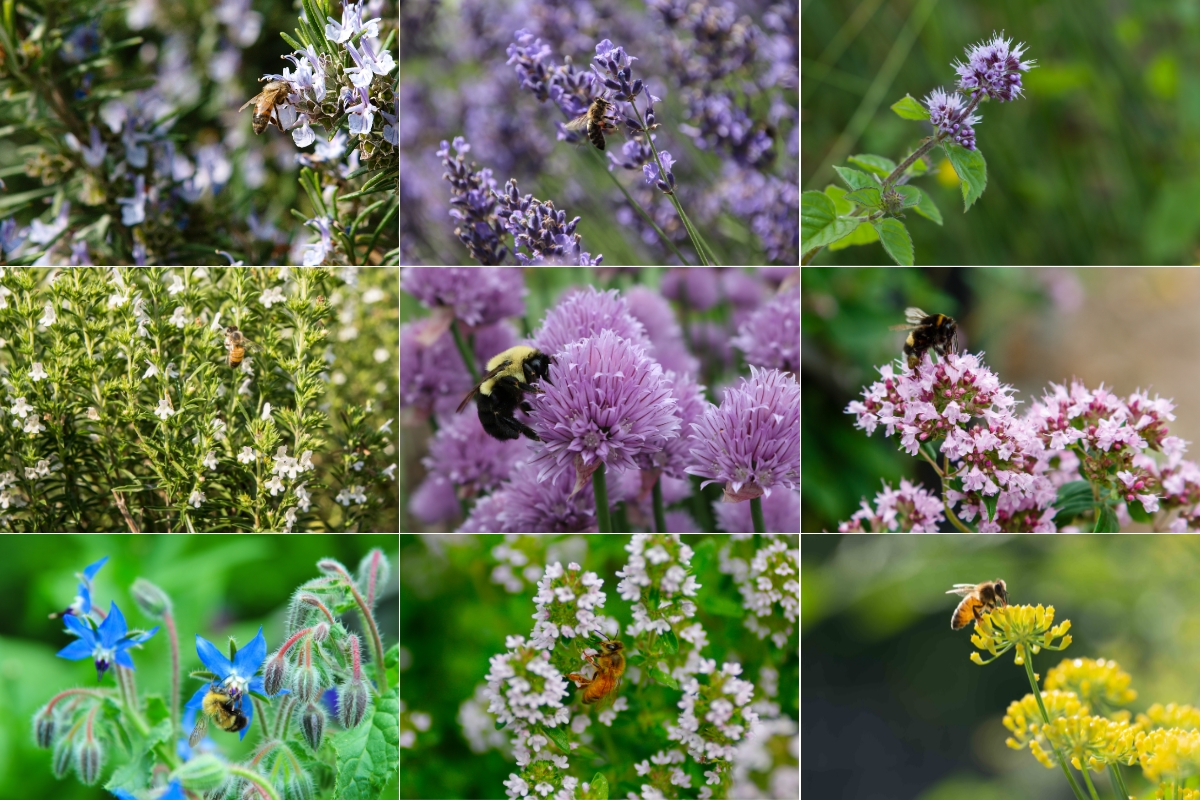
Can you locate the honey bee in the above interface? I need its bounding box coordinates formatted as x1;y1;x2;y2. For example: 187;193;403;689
238;79;291;135
223;325;258;368
188;684;249;746
946;579;1009;630
566;636;626;705
565;97;618;151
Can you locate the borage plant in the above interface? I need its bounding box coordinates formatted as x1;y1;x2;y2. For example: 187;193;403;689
802;32;1037;266
37;549;397;799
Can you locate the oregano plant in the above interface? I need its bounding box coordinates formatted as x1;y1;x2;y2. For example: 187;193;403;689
802;32;1036;265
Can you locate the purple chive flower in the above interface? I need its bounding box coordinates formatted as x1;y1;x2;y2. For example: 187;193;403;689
495;179;602;265
400;266;527;327
730;284;799;372
57;601;159;681
531;286;650;356
686;366;800;501
923;87;981;150
953;32;1037;103
531;329;681;480
435;137;509;265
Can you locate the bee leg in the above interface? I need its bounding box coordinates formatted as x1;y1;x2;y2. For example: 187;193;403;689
270;106;286;133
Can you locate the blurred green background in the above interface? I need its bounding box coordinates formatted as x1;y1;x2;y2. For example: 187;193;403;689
0;534;397;800
801;0;1200;264
802;266;1200;532
399;534;800;799
802;534;1200;799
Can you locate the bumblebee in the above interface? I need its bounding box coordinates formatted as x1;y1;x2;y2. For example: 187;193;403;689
891;307;959;369
188;684;249;746
456;345;553;441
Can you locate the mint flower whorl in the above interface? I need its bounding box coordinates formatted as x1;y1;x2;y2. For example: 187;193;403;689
923;87;981;150
952;32;1037;103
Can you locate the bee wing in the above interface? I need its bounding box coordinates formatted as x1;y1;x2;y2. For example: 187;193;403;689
455;357;516;413
945;584;977;596
238;95;261;113
564;114;590;133
904;307;928;324
188;714;209;747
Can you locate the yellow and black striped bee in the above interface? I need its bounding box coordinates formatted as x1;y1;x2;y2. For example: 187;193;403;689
565;97;618;151
224;325;259;368
890;307;958;369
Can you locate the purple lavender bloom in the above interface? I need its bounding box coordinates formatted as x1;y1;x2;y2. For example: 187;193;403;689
495;179;602;265
400;266;527;327
730;285;799;371
436;137;509;265
953;32;1037;103
686;366;800;501
923;87;982;150
531;329;681;479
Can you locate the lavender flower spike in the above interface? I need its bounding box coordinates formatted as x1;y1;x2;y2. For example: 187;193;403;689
952;32;1037;103
923;87;982;151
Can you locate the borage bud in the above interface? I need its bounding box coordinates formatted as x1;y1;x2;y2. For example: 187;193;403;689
52;739;72;778
293;664;323;704
300;703;326;750
338;678;369;729
131;577;172;617
263;653;288;696
35;712;55;748
76;737;104;785
174;753;229;792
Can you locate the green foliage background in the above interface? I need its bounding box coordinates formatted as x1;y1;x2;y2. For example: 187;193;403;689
802;0;1200;264
399;534;800;799
0;534;397;800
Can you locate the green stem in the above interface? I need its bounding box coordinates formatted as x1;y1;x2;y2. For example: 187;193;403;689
1022;654;1088;800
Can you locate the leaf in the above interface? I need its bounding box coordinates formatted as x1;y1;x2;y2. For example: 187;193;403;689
872;218;914;265
802;191;859;250
827;221;878;250
843;187;881;209
893;185;922;208
1052;481;1095;527
943;143;988;210
832;166;877;192
905;186;943;226
847;153;896;178
891;94;929;120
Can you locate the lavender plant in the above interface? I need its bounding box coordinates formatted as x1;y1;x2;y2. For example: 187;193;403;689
0;266;397;531
802;32;1037;266
0;0;396;266
36;548;397;799
399;0;798;266
841;342;1199;532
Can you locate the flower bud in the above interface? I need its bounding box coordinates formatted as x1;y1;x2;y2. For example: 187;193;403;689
263;653;288;696
76;738;104;785
35;713;55;748
293;664;323;704
131;577;172;617
338;678;369;729
300;703;326;750
174;753;229;791
52;739;72;779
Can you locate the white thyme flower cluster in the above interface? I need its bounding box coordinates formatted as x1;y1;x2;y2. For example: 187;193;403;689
529;561;608;651
666;661;759;766
615;534;701;637
720;538;799;648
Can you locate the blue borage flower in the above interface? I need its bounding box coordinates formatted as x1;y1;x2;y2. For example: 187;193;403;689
185;626;286;740
57;600;160;681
